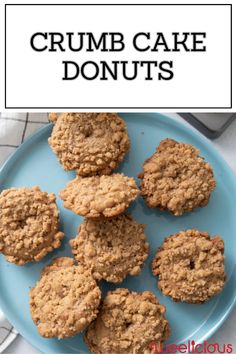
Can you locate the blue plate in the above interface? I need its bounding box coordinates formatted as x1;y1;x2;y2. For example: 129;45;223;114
0;113;236;354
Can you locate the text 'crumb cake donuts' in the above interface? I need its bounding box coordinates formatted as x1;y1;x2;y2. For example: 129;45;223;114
0;187;64;265
152;229;226;303
30;257;101;339
70;215;149;283
60;173;140;218
85;288;170;354
139;139;216;216
48;112;130;176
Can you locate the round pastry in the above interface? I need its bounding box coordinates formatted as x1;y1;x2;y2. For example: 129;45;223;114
60;173;140;218
152;229;226;303
30;257;101;339
0;186;64;265
139;138;216;216
85;288;170;354
70;215;149;283
48;112;130;176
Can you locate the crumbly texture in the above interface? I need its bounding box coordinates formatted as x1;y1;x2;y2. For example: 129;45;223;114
48;112;130;176
70;215;149;283
85;288;170;354
139;139;216;216
48;112;59;123
60;174;140;218
0;187;64;265
41;256;75;276
30;257;101;339
152;229;226;303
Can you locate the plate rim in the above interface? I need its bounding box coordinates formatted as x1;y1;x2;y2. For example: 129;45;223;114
0;113;236;353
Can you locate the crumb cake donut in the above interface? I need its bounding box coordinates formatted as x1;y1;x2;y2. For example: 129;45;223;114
0;186;64;265
48;112;130;176
70;215;149;283
85;288;170;354
30;257;101;338
139;139;216;216
60;173;140;218
152;229;226;303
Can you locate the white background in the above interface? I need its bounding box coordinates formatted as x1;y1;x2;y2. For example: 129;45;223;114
4;3;232;109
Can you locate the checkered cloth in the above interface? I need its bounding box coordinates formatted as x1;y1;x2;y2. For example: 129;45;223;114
0;311;17;353
0;113;49;352
0;113;48;166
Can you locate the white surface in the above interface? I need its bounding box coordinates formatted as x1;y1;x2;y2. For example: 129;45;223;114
3;113;236;354
6;5;231;109
0;309;17;353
